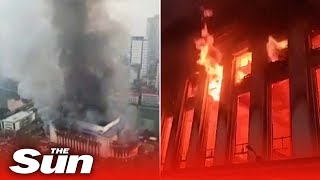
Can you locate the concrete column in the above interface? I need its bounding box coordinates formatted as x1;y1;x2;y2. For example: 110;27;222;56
82;141;85;152
198;75;210;165
163;79;189;170
72;139;74;149
248;33;271;161
214;52;234;165
288;17;319;157
161;114;173;169
186;72;206;167
84;141;87;153
76;140;78;151
76;140;79;151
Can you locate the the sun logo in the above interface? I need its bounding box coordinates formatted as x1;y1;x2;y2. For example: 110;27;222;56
10;148;93;174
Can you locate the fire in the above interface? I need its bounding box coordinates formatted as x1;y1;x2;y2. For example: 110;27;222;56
234;51;252;84
266;36;288;62
195;23;223;101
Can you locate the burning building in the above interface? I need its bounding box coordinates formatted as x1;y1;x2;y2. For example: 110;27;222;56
161;0;320;177
49;117;121;158
0;0;139;161
49;116;139;160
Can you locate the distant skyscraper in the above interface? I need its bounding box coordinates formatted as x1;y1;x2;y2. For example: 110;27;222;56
129;36;149;83
146;15;159;75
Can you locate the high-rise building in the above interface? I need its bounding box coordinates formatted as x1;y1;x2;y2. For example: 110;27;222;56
146;15;159;77
129;36;149;83
147;15;160;83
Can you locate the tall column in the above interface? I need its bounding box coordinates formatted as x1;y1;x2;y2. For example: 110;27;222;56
76;140;79;151
161;114;173;169
82;140;84;152
198;75;210;165
214;52;234;165
186;72;206;167
248;33;271;161
288;17;319;157
72;139;74;148
163;79;189;170
176;80;195;168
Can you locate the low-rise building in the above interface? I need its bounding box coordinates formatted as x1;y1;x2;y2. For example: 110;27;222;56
0;103;36;131
141;93;159;106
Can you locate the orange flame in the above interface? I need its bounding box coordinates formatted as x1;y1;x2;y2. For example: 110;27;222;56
195;23;223;101
234;51;252;84
267;36;288;62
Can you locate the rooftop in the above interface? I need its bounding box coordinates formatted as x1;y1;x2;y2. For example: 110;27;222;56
2;111;31;123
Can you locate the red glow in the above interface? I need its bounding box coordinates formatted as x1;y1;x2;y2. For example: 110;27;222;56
179;108;195;168
161;115;173;169
316;69;320;122
233;93;250;163
312;34;320;49
203;97;219;167
162;159;320;180
271;79;292;159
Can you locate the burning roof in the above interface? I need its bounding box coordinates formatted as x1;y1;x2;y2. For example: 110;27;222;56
52;116;123;138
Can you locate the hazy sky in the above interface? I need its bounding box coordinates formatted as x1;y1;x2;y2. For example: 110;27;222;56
108;0;159;36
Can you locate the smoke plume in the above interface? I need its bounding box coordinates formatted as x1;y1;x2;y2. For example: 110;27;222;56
0;0;130;125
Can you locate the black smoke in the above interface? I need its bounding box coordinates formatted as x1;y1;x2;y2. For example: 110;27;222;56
0;0;129;126
51;0;128;125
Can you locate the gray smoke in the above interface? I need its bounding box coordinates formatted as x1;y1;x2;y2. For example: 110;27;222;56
0;0;130;125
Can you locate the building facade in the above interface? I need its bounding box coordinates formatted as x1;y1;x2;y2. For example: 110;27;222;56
161;16;320;171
